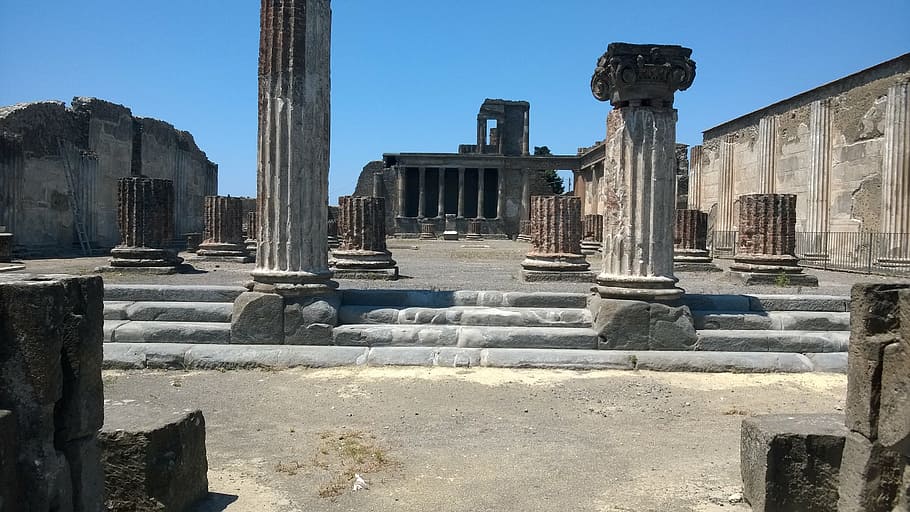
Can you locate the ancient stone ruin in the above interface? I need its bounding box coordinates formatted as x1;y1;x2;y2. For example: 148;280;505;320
196;196;251;263
329;196;399;280
673;209;720;272
521;195;591;282
581;213;603;254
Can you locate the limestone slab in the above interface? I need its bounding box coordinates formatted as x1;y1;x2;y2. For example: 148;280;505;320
104;284;246;303
695;330;849;353
109;321;231;345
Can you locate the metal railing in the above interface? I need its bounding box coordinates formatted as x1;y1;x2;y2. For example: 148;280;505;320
709;230;910;276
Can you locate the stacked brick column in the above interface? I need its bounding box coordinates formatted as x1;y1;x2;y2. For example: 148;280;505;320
581;214;603;254
329;196;398;279
419;221;436;240
106;177;182;272
729;194;817;285
197;196;251;263
673;209;719;272
517;219;532;242
521;196;591;282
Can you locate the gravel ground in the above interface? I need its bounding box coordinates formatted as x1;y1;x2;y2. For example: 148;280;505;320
10;239;910;295
101;367;847;512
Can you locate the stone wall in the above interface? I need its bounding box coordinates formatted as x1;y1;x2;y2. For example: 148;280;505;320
0;97;218;256
691;53;910;235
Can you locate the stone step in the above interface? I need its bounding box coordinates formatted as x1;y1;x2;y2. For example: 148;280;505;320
104;301;233;322
340;289;587;309
332;324;599;350
338;305;592;328
105;320;232;344
693;310;850;331
695;330;849;353
104;284;247;303
678;294;850;313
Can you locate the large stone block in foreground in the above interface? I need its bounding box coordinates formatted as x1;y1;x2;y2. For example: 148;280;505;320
0;274;105;511
741;414;847;512
100;407;208;511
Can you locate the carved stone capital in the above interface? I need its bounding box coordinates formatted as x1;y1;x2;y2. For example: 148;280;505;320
591;42;696;107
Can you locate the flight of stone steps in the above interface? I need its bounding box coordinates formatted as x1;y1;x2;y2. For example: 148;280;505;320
103;285;850;367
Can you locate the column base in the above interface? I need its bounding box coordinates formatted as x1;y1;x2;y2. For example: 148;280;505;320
516;234;531;243
580;240;602;254
464;233;482;241
674;249;721;272
103;247;185;274
329;250;399;280
327;236;340;249
595;274;685;301
727;270;819;287
521;269;595;283
245;239;258;253
521;253;590;272
800;252;829;263
332;268;400;280
248;269;339;297
195;242;253;263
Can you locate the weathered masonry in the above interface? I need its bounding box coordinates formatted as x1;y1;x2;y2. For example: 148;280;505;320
355;99;580;238
0;97;218;256
688;53;910;245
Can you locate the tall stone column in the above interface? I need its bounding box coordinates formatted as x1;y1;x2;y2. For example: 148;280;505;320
372;171;383;198
688;145;703;210
715;134;737;253
418;167;426;218
729;194;817;286
245;210;258;253
196;196;251;262
497;168;505;219
581;213;603;254
756;115;777;194
466;219;483;240
477;168;486;219
329;196;398;279
879;80;910;267
250;0;335;296
457;168;465;217
673;209;719;272
805;99;831;262
590;43;696;300
521;196;592;282
437;168;445;217
522;109;530;156
103;177;183;273
517;219;531;242
520;171;530;220
396;167;406;217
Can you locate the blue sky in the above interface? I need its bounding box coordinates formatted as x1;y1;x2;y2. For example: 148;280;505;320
1;1;908;200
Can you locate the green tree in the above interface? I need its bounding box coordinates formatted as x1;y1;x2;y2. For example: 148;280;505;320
543;169;565;195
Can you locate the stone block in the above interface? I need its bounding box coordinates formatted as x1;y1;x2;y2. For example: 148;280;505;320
635;351;813;373
837;431;904;512
649;302;698;349
846;283;910;439
284;294;340;345
231;291;285;344
64;436;104;512
125;301;232;322
0;410;20;512
481;348;635;370
879;341;910;454
592;297;696;350
740;414;847;512
100;409;208;512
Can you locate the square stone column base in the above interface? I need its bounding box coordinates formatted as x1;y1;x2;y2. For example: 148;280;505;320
232;290;340;345
728;270;819;287
521;270;595;283
331;267;400;280
190;255;254;264
595;274;684;301
674;262;722;273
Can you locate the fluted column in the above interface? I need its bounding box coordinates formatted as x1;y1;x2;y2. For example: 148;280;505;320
714;134;737;255
197;196;251;262
466;219;483;240
581;214;603;254
107;177;182;270
521;196;591;281
245;210;258;253
804;99;831;261
590;43;696;300
673;209;719;271
517;219;531;242
477;168;486;219
457;168;465;217
251;0;335;294
437;168;445;217
520;171;530;220
329;196;398;279
688;145;703;210
496;169;505;219
880;80;910;266
729;194;817;285
396;167;406;217
756;115;777;194
418;167;426;218
372;171;383;198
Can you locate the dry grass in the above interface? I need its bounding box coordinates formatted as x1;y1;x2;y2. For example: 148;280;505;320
313;430;394;499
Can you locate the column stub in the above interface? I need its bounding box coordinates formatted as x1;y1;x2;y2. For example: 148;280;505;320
521;195;592;282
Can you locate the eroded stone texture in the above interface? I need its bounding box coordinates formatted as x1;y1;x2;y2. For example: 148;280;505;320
251;0;336;296
521;195;591;282
581;214;603;254
592;43;695;301
419;221;436;240
0;410;20;511
0;275;104;512
879;80;910;267
330;196;398;280
245;210;258;253
185;232;202;253
516;219;531;242
730;194;818;286
740;414;847;512
673;209;719;272
589;295;697;350
466;219;484;240
100;408;208;512
107;177;182;271
196;195;250;262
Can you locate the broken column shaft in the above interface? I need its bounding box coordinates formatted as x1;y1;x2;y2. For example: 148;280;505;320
673;209;719;272
591;43;695;301
521;195;591;282
106;177;182;273
245;210;258;253
329;196;398;279
581;214;603;254
197;196;251;263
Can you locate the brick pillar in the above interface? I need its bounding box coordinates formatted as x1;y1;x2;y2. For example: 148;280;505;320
419;220;436;240
466;219;483;240
0;275;105;511
517;219;532;242
245;210;258;253
673;209;719;272
521;196;591;282
197;196;251;262
108;177;182;271
329;196;398;279
729;194;817;285
581;214;603;254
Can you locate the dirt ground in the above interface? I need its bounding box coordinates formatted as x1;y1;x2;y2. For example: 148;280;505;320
101;367;847;512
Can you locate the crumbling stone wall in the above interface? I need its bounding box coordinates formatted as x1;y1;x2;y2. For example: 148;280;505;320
696;54;910;233
0;97;218;256
0;274;105;511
